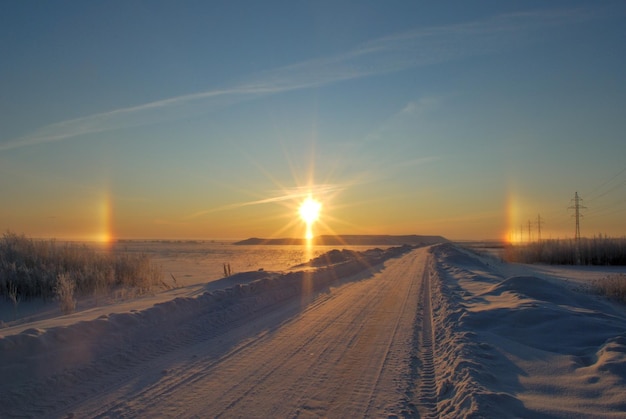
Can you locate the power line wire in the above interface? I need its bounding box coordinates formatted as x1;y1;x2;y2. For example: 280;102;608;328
585;165;626;203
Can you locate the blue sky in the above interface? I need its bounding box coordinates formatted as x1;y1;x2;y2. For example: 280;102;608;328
1;1;626;241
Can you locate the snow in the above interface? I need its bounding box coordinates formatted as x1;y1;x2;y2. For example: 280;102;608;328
1;242;625;417
431;243;626;417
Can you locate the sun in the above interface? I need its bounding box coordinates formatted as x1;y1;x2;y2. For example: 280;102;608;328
299;196;321;239
299;196;321;224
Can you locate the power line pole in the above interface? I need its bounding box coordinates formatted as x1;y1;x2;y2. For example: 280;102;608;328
568;192;586;241
528;219;532;243
537;213;544;243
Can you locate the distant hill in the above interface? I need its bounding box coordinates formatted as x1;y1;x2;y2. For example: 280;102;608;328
233;235;448;246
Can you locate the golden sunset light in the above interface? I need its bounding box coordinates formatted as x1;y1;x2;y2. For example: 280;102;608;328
299;195;322;240
2;4;626;417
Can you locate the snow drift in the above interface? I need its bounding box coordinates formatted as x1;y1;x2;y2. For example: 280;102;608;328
429;243;626;418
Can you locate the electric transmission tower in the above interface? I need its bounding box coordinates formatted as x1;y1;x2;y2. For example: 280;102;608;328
536;213;544;243
568;192;586;241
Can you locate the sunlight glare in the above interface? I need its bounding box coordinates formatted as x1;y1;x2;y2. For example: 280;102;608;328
299;196;321;240
299;196;321;224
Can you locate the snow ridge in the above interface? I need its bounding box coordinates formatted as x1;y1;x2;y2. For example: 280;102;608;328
428;242;626;418
430;244;528;417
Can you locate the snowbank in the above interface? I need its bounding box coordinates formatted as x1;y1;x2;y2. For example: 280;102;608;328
429;243;626;418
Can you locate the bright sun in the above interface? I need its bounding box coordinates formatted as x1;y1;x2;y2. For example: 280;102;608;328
299;196;321;224
299;196;321;239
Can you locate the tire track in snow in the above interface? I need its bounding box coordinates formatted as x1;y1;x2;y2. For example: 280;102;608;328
190;269;394;418
80;267;381;417
81;289;339;418
200;249;427;418
416;257;438;418
102;248;429;418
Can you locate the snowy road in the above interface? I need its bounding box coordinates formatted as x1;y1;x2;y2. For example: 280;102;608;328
60;247;431;418
5;243;626;418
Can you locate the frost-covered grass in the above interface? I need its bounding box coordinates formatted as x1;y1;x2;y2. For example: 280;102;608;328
504;236;626;265
0;232;162;306
592;273;626;303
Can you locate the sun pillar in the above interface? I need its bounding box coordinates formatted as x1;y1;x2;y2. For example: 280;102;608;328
299;195;321;242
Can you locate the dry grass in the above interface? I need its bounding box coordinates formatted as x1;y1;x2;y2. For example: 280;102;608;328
504;237;626;265
55;272;76;314
592;274;626;303
0;231;162;307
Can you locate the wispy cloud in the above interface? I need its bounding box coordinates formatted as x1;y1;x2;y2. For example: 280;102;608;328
186;183;344;219
0;85;276;152
0;8;595;152
400;97;444;116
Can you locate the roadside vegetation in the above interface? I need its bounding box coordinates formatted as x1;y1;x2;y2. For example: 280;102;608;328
592;274;626;304
503;236;626;304
0;231;162;314
503;236;626;266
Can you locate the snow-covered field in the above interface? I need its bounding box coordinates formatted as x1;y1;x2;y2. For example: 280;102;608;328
102;240;389;287
1;242;625;418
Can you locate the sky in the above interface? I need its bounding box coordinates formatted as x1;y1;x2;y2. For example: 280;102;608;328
2;1;626;242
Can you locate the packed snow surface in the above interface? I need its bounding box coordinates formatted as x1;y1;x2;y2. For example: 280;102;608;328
1;243;625;418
